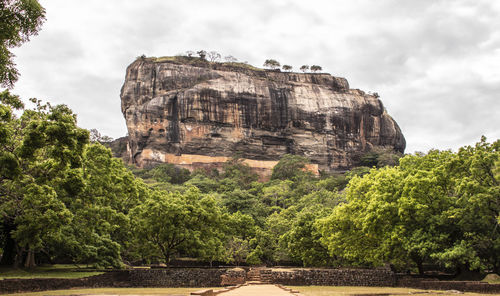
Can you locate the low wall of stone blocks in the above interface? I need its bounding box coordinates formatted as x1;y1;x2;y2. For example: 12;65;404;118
128;268;228;287
265;267;396;286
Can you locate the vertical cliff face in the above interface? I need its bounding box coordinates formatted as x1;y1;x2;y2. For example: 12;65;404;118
120;58;405;177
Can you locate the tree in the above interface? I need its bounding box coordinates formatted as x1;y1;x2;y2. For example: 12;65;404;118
282;65;292;72
221;189;258;215
89;128;113;143
310;65;322;72
263;59;280;70
56;143;147;268
0;96;89;267
261;180;293;208
144;163;191;184
131;188;225;265
222;157;259;189
226;237;249;265
318;138;500;274
300;65;309;73
185;50;195;57
0;94;148;268
253;209;295;263
207;51;221;62
271;154;311;180
359;147;402;168
197;50;207;60
0;0;46;88
224;55;237;63
184;174;220;193
282;209;333;266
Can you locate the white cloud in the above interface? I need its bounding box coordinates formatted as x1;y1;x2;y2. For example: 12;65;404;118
10;0;500;153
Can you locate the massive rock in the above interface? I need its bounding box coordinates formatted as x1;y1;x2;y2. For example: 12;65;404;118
120;57;405;177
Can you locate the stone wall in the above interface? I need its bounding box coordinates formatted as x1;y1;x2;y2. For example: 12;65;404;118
264;267;395;286
128;268;228;287
4;268;500;295
0;271;130;294
220;268;246;286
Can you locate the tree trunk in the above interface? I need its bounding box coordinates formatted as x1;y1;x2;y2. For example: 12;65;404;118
0;224;16;266
412;255;424;275
493;261;499;274
164;252;170;267
24;249;36;268
13;245;24;269
417;261;424;276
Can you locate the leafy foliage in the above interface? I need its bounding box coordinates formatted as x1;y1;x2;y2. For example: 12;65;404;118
0;0;46;88
1;86;498;272
197;50;207;60
0;96;89;267
131;188;224;264
263;59;280;70
359;147;402;168
310;65;322;72
271;154;311;181
319;138;500;274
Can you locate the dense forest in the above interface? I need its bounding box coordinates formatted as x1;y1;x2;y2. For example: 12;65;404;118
0;0;499;277
0;91;498;275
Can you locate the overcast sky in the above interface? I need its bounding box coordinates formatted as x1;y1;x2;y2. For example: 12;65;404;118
11;0;500;153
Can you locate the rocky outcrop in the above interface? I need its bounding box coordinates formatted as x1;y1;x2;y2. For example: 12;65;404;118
120;57;405;176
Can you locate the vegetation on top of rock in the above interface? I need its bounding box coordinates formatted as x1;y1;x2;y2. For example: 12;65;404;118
151;55;265;72
197;50;207;60
224;55;238;63
263;59;281;70
310;65;323;72
207;51;221;62
144;52;331;76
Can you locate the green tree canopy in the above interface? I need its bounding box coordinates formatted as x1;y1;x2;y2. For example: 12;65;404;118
318;138;500;274
0;0;46;87
271;154;311;181
263;59;280;70
0;96;88;267
310;65;322;72
131;188;225;265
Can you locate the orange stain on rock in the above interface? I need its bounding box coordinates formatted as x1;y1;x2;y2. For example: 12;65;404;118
140;149;319;180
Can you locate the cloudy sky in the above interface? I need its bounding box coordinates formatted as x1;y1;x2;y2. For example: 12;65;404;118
11;0;500;153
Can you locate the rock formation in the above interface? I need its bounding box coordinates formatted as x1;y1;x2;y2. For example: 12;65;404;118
120;57;405;178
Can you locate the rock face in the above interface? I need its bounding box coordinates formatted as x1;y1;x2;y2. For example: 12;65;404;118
120;58;405;177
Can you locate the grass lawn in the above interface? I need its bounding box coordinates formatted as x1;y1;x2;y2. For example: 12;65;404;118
3;287;216;296
0;264;103;279
289;286;500;296
5;286;500;296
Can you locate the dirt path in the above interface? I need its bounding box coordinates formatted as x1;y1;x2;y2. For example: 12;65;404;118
221;284;295;296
